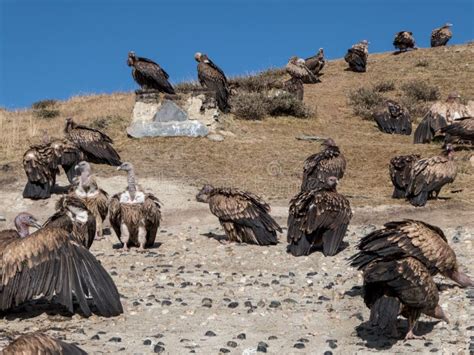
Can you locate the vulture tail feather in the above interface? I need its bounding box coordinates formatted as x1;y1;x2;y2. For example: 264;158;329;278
322;225;349;256
22;181;51;199
408;191;428;207
369;295;400;332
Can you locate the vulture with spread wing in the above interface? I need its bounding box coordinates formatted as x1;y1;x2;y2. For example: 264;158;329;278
194;52;230;113
301;138;346;191
414;93;470;144
344;40;369;72
287;176;352;257
393;31;416;52
127;51;175;94
373;100;412;135
361;257;449;340
1;333;87;355
405;144;457;206
441;117;474;143
431;23;453;47
69;161;108;240
286;56;320;84
64;118;121;166
389;154;421;199
196;185;281;245
305;48;325;76
109;163;161;251
0;213;123;317
350;219;473;288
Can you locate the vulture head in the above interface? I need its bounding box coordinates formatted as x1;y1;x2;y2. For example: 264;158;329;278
127;51;137;67
318;48;324;54
322;138;337;148
196;184;215;203
447;92;461;102
117;162;134;172
75;161;91;174
14;212;42;237
41;130;50;144
194;52;204;63
64;117;75;132
443;23;453;28
324;176;339;191
444;268;474;288
443;143;455;158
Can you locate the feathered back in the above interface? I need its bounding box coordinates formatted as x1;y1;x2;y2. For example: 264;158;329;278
1;333;87;355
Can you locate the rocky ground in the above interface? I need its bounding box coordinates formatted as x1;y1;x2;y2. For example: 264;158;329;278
0;175;473;354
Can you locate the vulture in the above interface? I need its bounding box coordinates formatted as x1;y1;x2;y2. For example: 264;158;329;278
43;195;96;249
1;333;87;355
194;52;230;113
344;40;369;72
64;118;122;166
431;23;453;47
286;56;320;84
301;138;346;191
441;117;474;144
127;51;175;94
22;142;59;200
389;154;421;199
69;161;109;240
283;78;304;101
350;219;473;288
109;162;161;251
305;48;325;76
373;100;412;135
361;257;449;340
393;31;416;52
287;176;352;257
50;138;84;183
196;185;281;245
414;93;470;144
405;144;457;207
0;213;123;317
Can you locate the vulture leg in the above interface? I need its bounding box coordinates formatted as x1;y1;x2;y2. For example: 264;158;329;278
404;311;424;341
95;215;104;240
138;225;147;252
120;223;130;251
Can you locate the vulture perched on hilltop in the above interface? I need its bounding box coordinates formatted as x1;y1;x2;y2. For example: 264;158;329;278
43;195;96;249
393;31;416;52
389;154;421;199
1;333;87;355
0;213;123;317
127;51;175;94
373;100;412;135
196;185;281;245
305;48;325;76
65;118;121;166
69;161;109;240
441;117;474;144
350;219;473;287
109;162;161;251
344;40;369;72
414;93;470;144
286;56;320;84
431;23;453;47
360;257;449;340
301;138;346;191
194;52;230;113
287;176;352;257
405;144;457;207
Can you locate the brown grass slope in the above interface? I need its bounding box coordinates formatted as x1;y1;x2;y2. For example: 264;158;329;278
1;44;473;209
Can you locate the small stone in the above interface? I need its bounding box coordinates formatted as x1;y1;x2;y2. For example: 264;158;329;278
207;133;224;142
306;272;318;277
318;296;330;301
227;341;238;348
109;337;121;342
323;352;333;355
153;334;164;339
205;331;217;337
153;344;165;353
326;339;337;349
237;333;246;340
257;342;268;352
294;343;305;349
244;301;253;308
283;298;297;304
268;336;278;340
162;300;172;306
219;349;230;353
143;339;152;345
91;334;100;340
269;301;281;308
202;298;212;308
298;338;309;343
228;302;239;309
132;301;140;306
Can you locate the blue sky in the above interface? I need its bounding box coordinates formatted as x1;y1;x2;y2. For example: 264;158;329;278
0;0;472;109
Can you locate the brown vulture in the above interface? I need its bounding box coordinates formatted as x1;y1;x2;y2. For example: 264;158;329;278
301;138;346;191
127;51;175;94
69;161;109;240
373;100;412;135
196;185;281;245
283;78;304;101
50;138;84;183
389;154;421;199
361;257;449;340
431;23;453;47
350;219;473;288
43;195;96;249
0;213;123;317
109;162;161;251
194;52;230;113
64;118;121;166
287;176;352;257
305;48;325;76
1;333;87;355
441;117;474;144
414;93;470;144
344;40;369;72
393;31;416;52
22;142;60;200
405;144;457;206
286;56;320;84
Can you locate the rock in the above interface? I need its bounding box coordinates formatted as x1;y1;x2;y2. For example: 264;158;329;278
205;331;217;337
326;339;337;349
219;348;230;353
109;337;122;343
294;343;305;349
237;333;246;340
227;341;238;348
161;300;172;306
269;301;281;308
207;133;224;142
202;298;213;308
154;100;188;122
127;119;208;138
143;339;152;345
323;352;333;355
257;341;268;352
0;215;6;222
91;334;100;340
298;338;309;343
268;336;278;340
153;344;165;353
228;302;239;309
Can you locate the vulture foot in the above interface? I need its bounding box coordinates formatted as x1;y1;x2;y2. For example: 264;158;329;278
404;331;424;341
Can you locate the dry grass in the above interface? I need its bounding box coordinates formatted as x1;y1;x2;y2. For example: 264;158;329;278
1;44;473;209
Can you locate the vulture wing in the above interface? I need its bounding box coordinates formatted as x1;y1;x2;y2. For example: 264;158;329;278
389;154;420;198
197;62;230;112
441;117;474;142
301;149;346;191
1;333;87;355
0;230;20;257
431;27;452;47
50;139;84;183
143;193;162;247
134;58;175;94
286;61;319;83
0;227;123;317
374;102;412;135
22;144;58;199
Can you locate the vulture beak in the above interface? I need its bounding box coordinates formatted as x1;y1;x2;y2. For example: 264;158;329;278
117;166;122;171
30;219;42;230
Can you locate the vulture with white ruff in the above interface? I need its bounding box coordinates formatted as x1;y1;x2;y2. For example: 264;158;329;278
196;185;281;245
1;333;87;355
344;40;369;72
431;23;453;47
373;100;412;135
109;162;162;251
127;51;175;94
305;48;325;76
389;154;421;199
286;56;320;84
